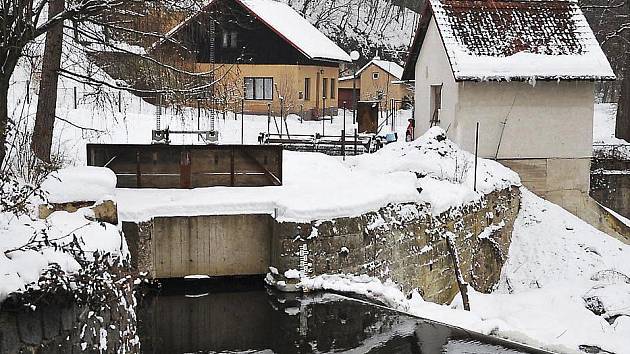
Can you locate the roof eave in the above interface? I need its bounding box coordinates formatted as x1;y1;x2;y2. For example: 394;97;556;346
402;2;434;80
454;75;618;82
312;56;352;64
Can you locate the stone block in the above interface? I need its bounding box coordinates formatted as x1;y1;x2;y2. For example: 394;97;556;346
17;311;42;345
269;187;520;304
39;200;118;225
546;158;590;193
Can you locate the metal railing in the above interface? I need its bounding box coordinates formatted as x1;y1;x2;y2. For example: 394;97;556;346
258;132;380;156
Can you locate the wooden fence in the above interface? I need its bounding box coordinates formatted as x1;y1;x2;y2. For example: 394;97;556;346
87;144;283;188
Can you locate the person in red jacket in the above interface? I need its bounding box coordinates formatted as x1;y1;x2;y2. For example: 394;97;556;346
406;119;415;142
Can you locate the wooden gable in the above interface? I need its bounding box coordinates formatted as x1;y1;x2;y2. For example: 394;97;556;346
167;0;338;67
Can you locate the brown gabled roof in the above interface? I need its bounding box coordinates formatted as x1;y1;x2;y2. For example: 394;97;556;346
402;0;615;81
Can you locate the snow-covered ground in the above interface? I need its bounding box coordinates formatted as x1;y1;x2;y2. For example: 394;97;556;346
303;189;630;353
593;103;629;146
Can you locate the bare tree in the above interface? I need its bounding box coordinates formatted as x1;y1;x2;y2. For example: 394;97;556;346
0;0;232;166
0;0;137;165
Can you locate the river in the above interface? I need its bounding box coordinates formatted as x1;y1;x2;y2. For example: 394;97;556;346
136;278;549;354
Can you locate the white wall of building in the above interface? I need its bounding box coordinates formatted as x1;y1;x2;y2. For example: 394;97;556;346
413;18;459;138
454;80;595;159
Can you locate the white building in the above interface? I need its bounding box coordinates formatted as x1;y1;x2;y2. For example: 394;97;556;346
402;0;621;234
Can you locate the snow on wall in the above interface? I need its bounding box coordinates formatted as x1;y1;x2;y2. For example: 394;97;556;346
116;127;521;222
41;167;117;204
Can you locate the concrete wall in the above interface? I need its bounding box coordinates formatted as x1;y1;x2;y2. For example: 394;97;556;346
500;158;591;201
590;160;630;242
591;169;630;220
500;158;630;242
125;214;273;278
413;17;459;138
271;187;521;304
199;63;340;118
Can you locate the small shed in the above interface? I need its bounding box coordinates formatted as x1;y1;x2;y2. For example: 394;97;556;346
402;0;615;221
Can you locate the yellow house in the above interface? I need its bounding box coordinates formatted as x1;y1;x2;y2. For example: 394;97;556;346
338;57;413;109
153;0;351;119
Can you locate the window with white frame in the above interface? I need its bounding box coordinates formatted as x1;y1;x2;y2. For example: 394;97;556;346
244;77;273;100
372;72;379;80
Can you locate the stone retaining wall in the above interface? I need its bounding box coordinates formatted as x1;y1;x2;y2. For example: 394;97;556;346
271;187;521;304
0;279;138;354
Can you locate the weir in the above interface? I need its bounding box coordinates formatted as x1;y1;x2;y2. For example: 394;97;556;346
120;187;520;304
90;142;520;304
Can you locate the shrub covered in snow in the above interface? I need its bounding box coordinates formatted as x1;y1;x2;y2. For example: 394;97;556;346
1;166;128;304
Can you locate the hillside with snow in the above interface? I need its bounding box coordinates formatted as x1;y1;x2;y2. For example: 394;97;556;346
284;0;418;62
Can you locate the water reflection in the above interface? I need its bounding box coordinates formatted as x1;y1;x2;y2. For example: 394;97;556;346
137;278;547;354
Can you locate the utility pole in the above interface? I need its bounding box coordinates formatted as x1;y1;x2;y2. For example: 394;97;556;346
350;51;360;124
474;122;479;192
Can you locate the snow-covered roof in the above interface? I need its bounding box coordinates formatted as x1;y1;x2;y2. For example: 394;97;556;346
403;0;615;81
357;58;405;80
156;0;351;63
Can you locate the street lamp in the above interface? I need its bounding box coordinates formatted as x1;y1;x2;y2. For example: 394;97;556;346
350;50;360;124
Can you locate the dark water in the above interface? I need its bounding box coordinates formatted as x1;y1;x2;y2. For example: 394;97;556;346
137;278;548;354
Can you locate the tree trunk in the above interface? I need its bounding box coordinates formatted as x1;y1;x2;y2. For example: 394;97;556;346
616;74;630;141
31;0;65;163
0;78;10;167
